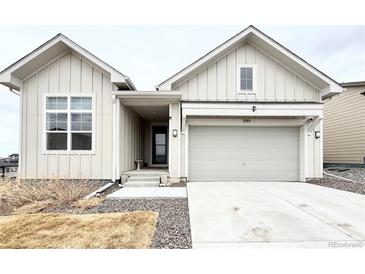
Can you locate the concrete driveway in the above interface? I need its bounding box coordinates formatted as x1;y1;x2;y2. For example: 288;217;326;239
187;181;365;248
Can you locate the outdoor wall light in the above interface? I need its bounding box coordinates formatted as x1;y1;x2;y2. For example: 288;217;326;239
315;131;321;139
172;129;178;137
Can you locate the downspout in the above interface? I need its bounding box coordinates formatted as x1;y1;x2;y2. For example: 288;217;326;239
112;94;117;182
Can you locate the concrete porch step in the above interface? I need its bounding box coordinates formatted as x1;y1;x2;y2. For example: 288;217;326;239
127;176;160;182
124;172;169;177
124;180;160;187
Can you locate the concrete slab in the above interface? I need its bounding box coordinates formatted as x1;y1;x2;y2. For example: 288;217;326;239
187;182;365;248
248;181;365;241
106;187;187;199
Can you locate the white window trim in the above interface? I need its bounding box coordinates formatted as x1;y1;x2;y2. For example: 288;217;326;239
43;93;96;155
237;64;257;94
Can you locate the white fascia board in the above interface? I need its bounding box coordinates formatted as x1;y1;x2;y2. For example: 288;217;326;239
182;103;323;118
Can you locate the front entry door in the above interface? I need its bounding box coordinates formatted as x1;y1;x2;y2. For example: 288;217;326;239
152;126;168;165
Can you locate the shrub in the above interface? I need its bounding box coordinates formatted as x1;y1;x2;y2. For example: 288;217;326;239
0;179;102;215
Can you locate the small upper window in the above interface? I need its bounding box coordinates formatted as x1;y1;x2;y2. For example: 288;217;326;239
237;65;256;93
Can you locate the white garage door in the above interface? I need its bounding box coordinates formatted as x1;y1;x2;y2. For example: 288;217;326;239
189;126;299;181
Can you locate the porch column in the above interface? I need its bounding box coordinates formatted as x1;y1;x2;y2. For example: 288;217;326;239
168;102;181;178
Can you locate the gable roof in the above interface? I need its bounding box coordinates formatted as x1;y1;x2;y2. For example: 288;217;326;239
157;25;343;99
0;33;136;91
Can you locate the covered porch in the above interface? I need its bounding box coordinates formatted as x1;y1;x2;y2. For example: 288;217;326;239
111;91;181;182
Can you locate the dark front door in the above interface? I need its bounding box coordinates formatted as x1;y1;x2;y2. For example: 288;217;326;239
152;125;168;165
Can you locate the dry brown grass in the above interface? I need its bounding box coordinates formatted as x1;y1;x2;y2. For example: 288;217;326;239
0;211;158;249
73;197;105;209
0;179;101;215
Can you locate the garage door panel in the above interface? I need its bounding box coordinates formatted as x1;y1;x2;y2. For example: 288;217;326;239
189;126;299;181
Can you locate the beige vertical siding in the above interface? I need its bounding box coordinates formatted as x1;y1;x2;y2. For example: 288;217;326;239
20;51;114;179
119;103;144;173
174;43;320;102
323;86;365;165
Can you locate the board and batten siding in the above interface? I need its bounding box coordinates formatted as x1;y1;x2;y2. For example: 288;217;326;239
174;43;321;102
323;86;365;165
119;103;144;173
20;51;114;179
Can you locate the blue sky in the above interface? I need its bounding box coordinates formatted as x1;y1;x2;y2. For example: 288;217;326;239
0;25;364;157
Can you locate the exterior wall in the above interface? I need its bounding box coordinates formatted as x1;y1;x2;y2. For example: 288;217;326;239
174;43;321;102
20;51;114;179
323;86;365;165
119;103;144;173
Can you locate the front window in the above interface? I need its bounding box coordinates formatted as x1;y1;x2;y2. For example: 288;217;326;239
237;65;256;93
45;95;93;152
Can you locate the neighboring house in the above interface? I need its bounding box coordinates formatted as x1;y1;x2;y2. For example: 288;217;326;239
0;153;19;179
323;81;365;167
0;26;343;182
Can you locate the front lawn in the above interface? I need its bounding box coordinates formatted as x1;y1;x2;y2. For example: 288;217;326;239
0;211;158;248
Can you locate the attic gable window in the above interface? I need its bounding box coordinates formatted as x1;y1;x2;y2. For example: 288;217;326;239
44;94;94;153
237;65;256;94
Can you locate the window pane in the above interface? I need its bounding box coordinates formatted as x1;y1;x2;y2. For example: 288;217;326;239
82;98;92;110
71;113;92;131
240;68;246;81
71;113;82;131
82;113;92;131
246;68;253;79
47;113;67;131
156;145;166;156
246;79;253;91
71;97;82;110
46;97;67;110
155;133;165;145
240;80;247;91
72;133;92;150
71;97;92;110
58;97;67;110
46;97;57;110
47;133;67;150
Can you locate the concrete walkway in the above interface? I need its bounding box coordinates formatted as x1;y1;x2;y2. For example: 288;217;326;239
187;181;365;248
107;187;187;199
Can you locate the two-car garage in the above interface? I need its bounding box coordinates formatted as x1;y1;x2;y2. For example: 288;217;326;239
188;126;300;182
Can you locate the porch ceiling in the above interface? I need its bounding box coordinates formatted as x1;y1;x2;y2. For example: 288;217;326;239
132;106;169;122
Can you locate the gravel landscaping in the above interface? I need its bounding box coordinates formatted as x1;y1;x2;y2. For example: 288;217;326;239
43;198;192;249
306;173;365;195
324;168;365;183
